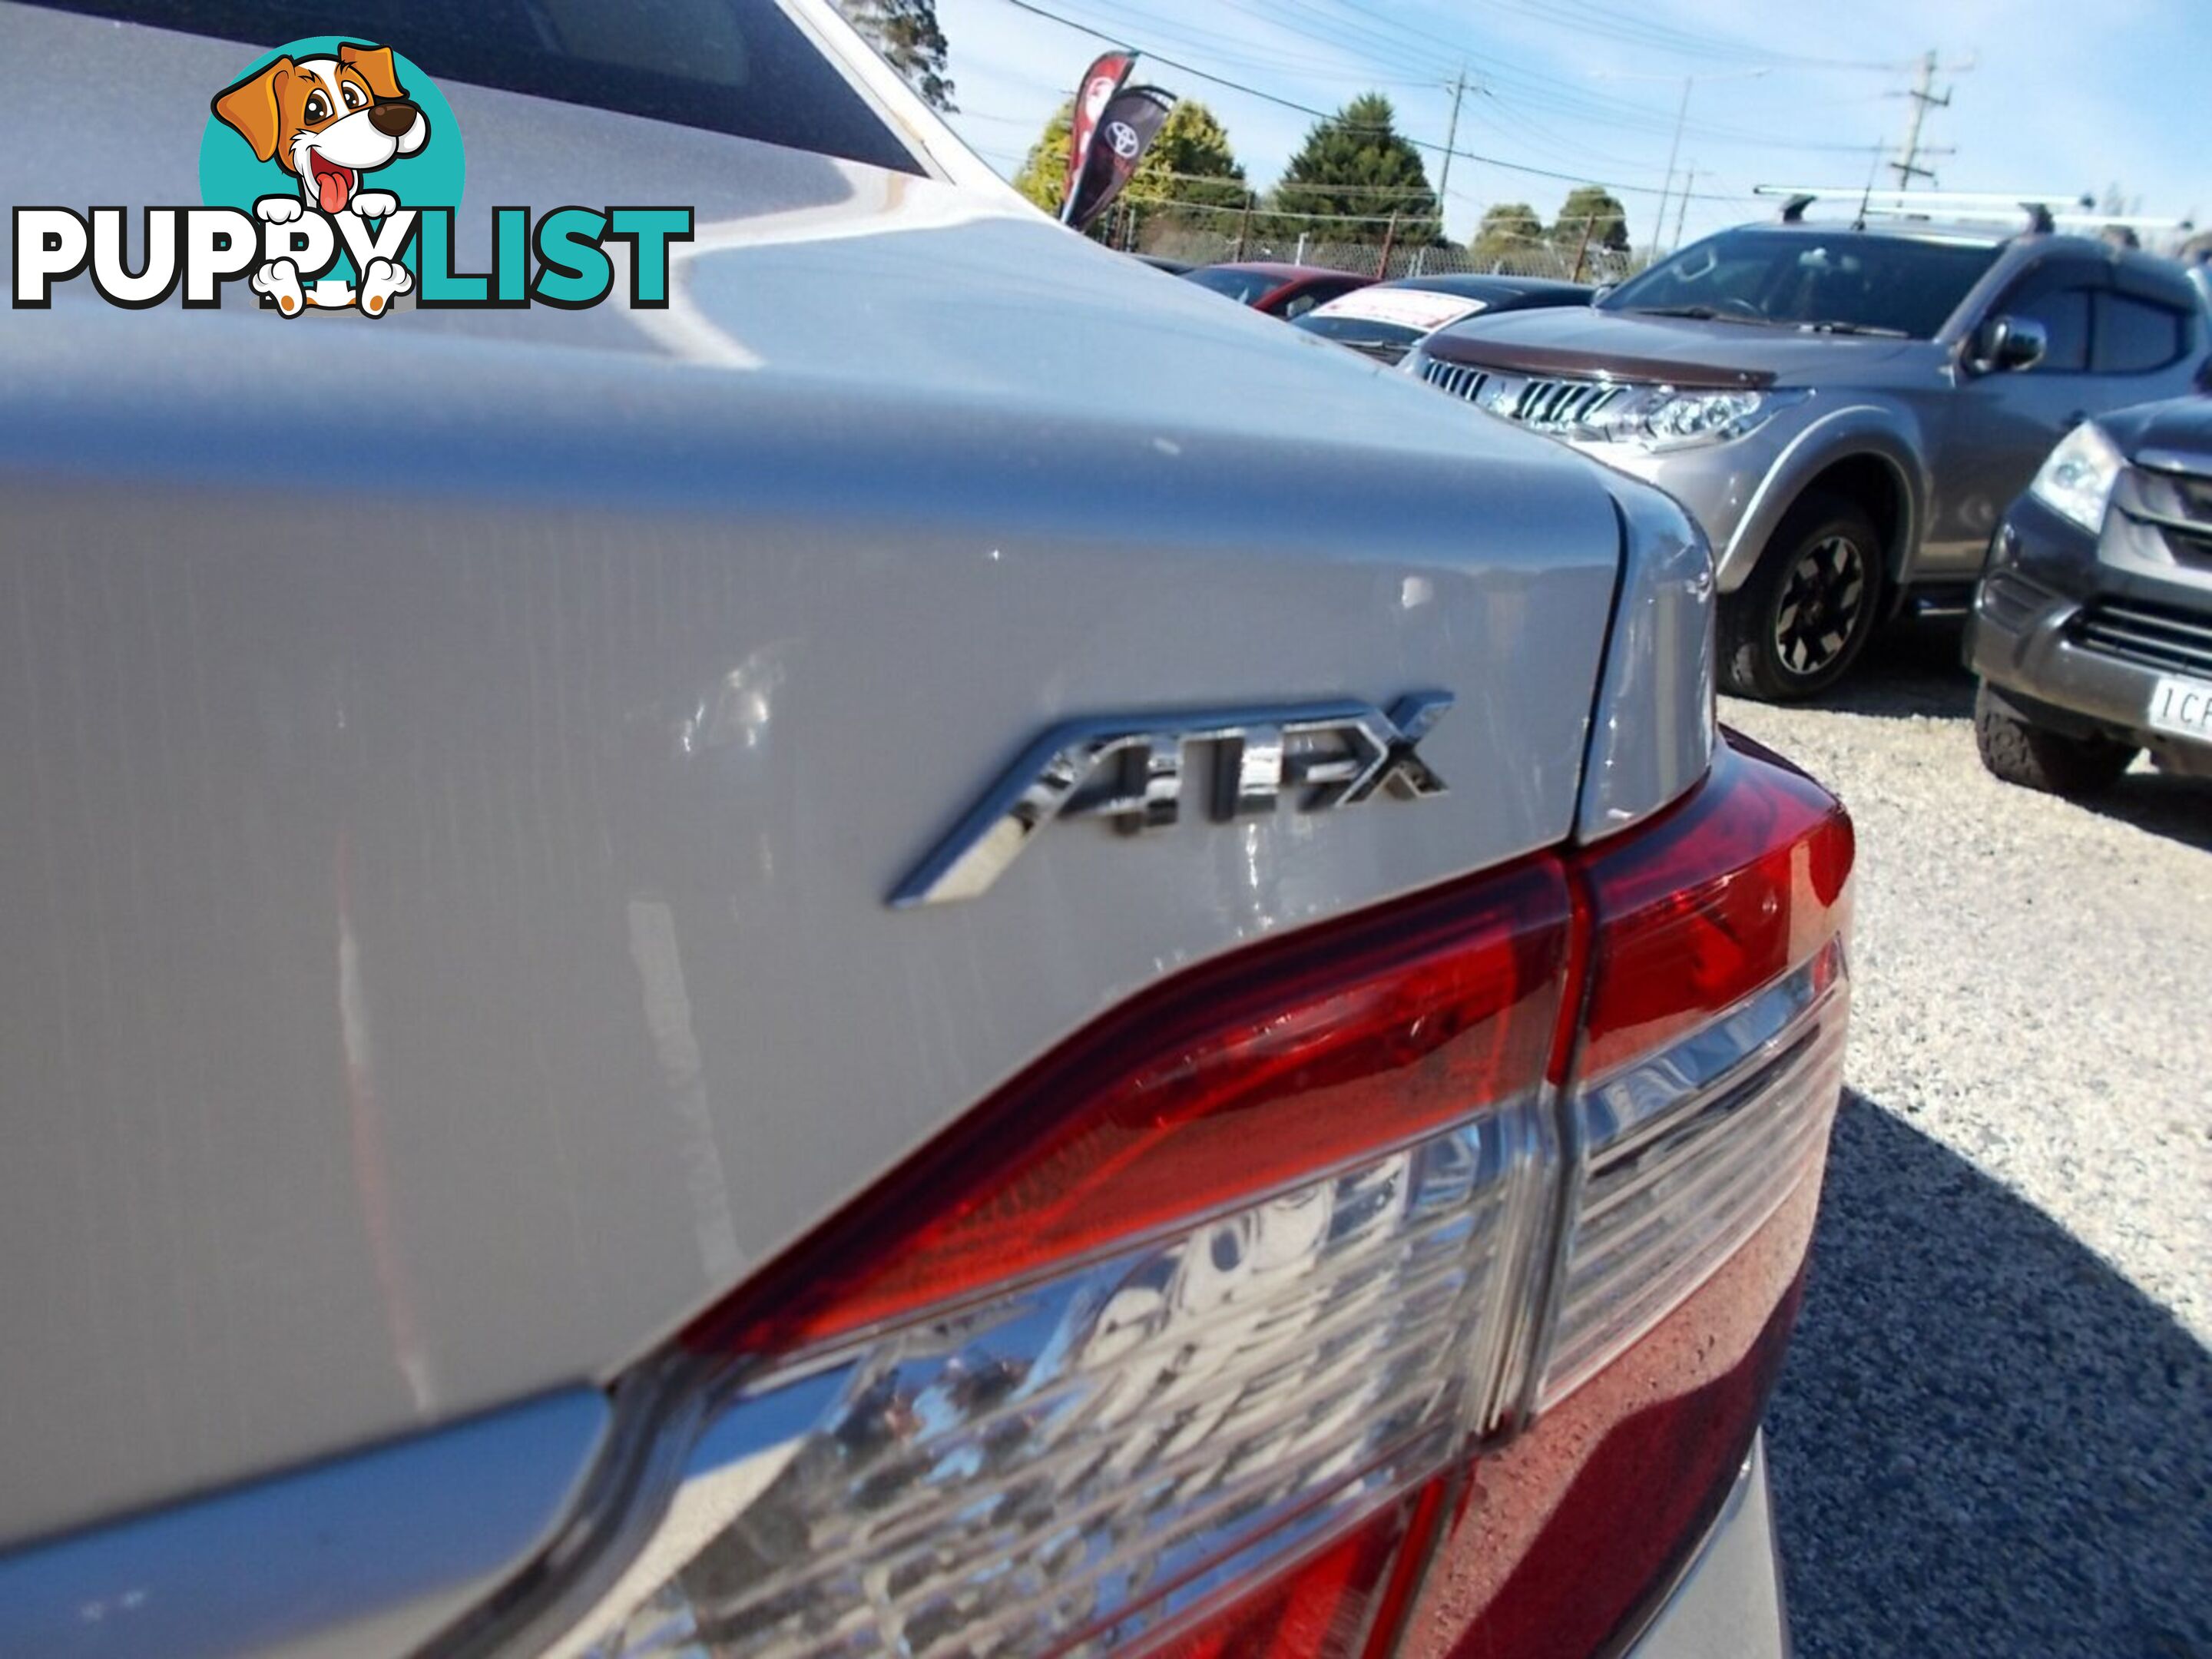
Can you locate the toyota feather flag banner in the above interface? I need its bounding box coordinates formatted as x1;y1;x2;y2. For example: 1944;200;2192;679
1065;86;1177;234
1061;51;1135;225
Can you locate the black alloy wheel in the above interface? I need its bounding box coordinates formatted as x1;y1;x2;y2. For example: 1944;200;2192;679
1775;533;1870;679
1720;492;1886;702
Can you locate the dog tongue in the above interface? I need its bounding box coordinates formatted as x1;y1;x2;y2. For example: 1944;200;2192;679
316;169;348;214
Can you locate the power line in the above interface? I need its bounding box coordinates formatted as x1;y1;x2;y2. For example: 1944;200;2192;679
1215;0;1898;154
990;0;1767;200
1036;0;1446;88
1283;0;1902;108
1316;0;1910;75
1016;0;1885;155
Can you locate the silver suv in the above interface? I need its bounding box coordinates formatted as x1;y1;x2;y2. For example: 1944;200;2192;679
1408;200;2210;700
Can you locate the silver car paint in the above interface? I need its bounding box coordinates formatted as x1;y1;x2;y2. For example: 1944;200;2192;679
0;5;1638;1547
1418;257;2204;592
1576;479;1717;842
0;1389;607;1659
1621;1435;1790;1659
1597;399;1930;594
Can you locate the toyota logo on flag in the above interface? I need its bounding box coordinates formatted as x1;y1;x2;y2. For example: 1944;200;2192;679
1058;59;1174;233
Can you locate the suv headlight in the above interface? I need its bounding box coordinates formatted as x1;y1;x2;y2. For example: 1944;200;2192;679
1576;387;1809;453
2028;421;2124;535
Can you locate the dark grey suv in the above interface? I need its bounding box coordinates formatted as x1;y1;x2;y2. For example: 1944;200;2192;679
1409;200;2209;700
1969;394;2212;793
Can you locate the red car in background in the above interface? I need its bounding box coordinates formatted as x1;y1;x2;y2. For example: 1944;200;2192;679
1185;260;1376;320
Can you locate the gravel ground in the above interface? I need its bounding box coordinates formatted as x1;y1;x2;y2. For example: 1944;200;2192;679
1722;625;2212;1659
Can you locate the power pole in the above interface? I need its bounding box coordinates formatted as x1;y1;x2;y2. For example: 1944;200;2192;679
1648;77;1691;261
1435;68;1469;237
1890;50;1952;190
1671;165;1694;254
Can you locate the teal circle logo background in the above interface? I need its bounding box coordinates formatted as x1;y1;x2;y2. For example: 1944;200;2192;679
198;38;463;279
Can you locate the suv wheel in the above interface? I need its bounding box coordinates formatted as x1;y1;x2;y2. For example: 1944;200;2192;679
1720;492;1884;702
1973;683;2137;796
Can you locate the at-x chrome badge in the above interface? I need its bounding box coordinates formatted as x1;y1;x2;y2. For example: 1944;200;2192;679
892;694;1452;907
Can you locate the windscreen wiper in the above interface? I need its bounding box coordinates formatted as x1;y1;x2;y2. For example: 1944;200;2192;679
1625;304;1781;326
1799;320;1909;337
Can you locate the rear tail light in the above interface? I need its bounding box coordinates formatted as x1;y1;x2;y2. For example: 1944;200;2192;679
461;737;1850;1659
1540;747;1853;1406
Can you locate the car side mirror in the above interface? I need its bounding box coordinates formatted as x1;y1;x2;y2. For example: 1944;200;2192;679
1972;313;2047;374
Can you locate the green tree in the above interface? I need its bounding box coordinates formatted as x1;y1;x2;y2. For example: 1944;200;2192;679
1012;98;1248;244
1124;101;1247;214
1553;185;1629;253
1471;201;1544;267
835;0;955;111
1268;93;1442;245
1012;100;1075;214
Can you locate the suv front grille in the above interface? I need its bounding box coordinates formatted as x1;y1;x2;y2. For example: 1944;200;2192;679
2118;459;2212;571
2071;598;2212;678
1418;361;1629;433
1421;359;1491;402
2146;471;2212;568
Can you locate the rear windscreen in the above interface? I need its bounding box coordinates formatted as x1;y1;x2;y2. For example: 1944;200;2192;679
1184;268;1283;305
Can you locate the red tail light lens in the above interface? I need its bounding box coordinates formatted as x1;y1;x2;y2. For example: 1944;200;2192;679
465;736;1851;1659
1541;739;1852;1406
1406;737;1852;1658
1146;1483;1439;1659
1573;736;1854;1078
694;863;1576;1353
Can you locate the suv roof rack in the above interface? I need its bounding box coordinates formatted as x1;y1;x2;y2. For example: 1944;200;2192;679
1753;185;2183;237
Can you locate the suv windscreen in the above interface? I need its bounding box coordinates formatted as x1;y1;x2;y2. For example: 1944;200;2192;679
39;0;925;175
1601;228;2002;339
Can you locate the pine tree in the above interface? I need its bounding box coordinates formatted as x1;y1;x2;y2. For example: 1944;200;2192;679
836;0;955;112
1553;186;1630;253
1268;94;1442;246
1471;202;1544;268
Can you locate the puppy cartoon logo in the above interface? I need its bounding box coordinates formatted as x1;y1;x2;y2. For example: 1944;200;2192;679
12;40;690;316
210;41;435;316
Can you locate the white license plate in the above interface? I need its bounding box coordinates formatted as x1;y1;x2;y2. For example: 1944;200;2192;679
2147;674;2212;740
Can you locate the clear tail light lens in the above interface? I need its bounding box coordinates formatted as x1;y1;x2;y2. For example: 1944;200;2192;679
566;1130;1526;1659
1541;740;1853;1406
1542;939;1846;1405
452;737;1853;1659
538;866;1577;1659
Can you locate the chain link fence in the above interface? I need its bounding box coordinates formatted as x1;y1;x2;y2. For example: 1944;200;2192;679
1104;206;1643;286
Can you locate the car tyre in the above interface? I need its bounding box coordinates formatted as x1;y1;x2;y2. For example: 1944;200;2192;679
1720;492;1886;703
1973;683;2137;796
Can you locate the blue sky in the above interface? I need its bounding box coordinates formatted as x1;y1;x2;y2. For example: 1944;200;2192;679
932;0;2206;247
